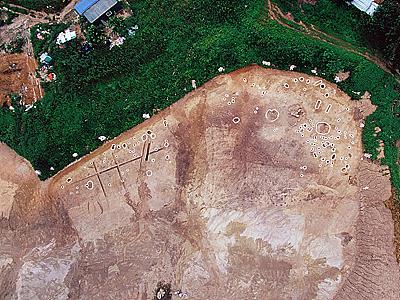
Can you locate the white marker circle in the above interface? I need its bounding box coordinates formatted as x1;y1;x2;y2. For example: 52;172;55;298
232;117;241;124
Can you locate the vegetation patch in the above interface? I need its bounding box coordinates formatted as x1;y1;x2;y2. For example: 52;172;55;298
0;6;17;27
0;35;25;53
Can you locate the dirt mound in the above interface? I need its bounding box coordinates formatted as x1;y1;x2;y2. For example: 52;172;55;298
0;66;399;299
0;53;43;106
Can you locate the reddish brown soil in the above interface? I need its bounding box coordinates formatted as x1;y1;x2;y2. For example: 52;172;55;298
0;53;43;106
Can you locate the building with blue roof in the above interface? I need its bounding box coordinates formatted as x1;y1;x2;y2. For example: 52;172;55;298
75;0;121;23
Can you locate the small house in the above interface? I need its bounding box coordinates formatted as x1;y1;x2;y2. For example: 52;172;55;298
39;53;53;65
75;0;122;24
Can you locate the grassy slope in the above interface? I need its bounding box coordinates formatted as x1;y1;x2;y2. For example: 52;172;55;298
0;0;398;193
271;0;370;49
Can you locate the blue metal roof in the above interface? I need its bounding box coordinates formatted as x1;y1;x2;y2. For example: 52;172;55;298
75;0;99;15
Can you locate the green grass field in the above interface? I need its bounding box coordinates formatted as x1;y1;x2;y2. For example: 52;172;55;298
0;0;399;194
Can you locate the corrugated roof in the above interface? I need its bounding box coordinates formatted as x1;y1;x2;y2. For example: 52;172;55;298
75;0;99;15
351;0;379;15
83;0;118;23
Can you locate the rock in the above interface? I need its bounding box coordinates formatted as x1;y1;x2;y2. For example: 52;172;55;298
0;255;13;269
107;264;120;277
157;288;165;299
335;70;351;82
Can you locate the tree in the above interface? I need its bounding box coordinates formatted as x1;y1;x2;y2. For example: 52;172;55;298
365;0;400;68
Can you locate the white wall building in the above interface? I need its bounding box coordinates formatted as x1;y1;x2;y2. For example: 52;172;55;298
56;29;77;45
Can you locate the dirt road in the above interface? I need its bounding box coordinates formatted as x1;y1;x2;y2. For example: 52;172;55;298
266;0;400;81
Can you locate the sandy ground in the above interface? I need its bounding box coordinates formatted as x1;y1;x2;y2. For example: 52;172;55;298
0;53;43;106
0;66;399;299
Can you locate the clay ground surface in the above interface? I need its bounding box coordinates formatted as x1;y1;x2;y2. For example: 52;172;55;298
0;53;43;105
0;66;399;300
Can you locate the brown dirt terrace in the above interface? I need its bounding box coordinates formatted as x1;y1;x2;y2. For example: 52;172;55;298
0;53;43;106
0;66;399;299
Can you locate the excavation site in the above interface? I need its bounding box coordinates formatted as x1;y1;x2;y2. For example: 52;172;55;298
0;66;399;299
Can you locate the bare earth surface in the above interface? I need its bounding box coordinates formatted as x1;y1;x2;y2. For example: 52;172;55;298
0;66;399;299
0;53;43;105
